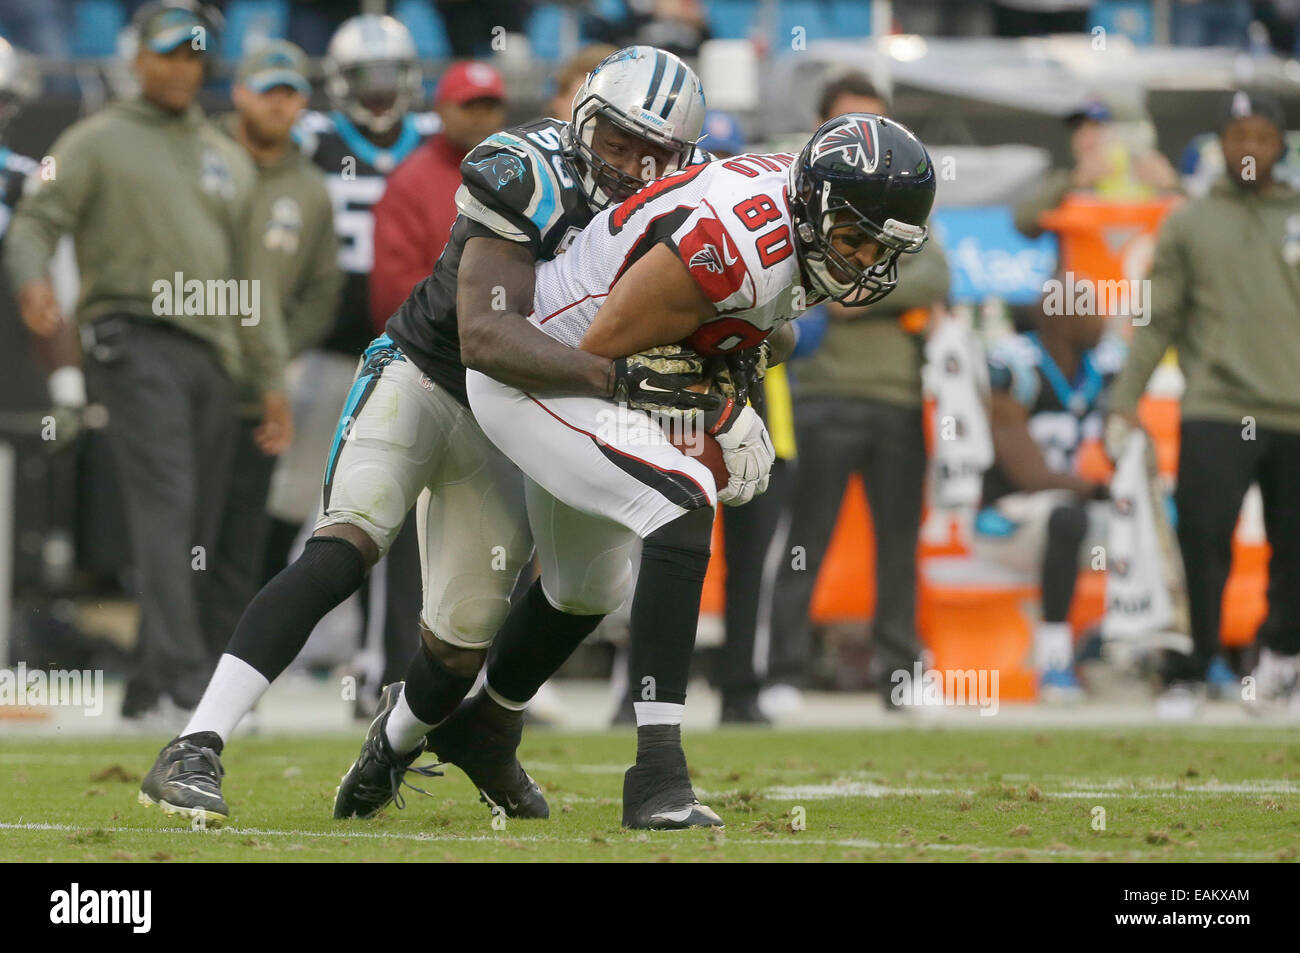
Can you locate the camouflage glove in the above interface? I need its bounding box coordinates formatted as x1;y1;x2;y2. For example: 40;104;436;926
709;341;769;414
729;340;768;391
611;345;722;414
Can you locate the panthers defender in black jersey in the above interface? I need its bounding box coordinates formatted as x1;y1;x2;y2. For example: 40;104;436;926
275;14;436;718
295;13;439;359
295;108;438;353
385;116;616;404
974;303;1122;696
141;46;709;828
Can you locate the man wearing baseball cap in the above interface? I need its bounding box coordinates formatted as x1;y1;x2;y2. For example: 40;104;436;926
4;0;289;721
1108;88;1300;719
205;40;342;666
1016;95;1179;237
369;61;506;323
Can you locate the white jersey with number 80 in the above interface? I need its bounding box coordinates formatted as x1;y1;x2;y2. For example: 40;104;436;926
529;153;815;355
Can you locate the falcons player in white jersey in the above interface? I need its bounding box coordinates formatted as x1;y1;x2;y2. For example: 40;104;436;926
459;114;938;828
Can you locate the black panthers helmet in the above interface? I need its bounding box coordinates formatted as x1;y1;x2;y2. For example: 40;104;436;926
788;113;935;306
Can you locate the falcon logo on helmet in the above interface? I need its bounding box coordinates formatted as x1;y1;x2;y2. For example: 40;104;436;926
562;46;707;212
789;113;936;307
810;117;879;174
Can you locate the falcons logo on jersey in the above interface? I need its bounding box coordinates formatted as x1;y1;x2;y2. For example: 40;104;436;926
811;118;879;173
688;243;724;274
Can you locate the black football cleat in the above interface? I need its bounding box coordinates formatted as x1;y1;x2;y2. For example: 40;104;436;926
622;745;723;830
138;737;229;827
426;695;549;819
334;682;443;819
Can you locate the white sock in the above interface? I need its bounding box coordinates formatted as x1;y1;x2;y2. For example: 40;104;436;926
383;686;437;756
181;654;271;743
634;701;684;726
1034;622;1073;672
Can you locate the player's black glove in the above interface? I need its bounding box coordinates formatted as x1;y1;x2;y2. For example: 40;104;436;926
721;342;769;404
611;345;722;414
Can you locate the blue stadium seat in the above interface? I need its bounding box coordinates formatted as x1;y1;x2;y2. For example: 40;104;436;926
1088;1;1154;46
831;0;873;37
774;0;836;49
705;0;757;41
71;0;126;59
592;0;627;20
222;0;289;62
528;3;568;61
393;0;452;60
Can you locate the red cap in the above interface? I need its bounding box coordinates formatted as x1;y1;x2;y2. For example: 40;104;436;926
435;62;506;106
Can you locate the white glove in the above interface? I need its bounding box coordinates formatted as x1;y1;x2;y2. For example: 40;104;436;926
713;403;774;506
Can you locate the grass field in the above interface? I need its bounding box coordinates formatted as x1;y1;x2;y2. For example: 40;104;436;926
2;726;1298;862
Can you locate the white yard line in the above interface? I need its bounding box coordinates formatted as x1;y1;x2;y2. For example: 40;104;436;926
758;779;1300;800
0;821;1286;861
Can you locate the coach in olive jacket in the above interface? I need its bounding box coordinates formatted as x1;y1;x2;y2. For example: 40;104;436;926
4;5;289;719
1109;90;1300;707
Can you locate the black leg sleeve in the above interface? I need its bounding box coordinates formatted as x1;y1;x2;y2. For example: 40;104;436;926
484;579;606;705
225;536;367;682
381;512;424;687
1041;503;1088;624
626;507;715;707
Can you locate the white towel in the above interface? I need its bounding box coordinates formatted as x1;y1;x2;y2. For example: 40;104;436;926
925;317;994;509
1103;429;1191;652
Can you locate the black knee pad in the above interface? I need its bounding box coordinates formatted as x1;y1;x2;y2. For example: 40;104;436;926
300;536;369;601
1046;504;1088;548
644;506;714;558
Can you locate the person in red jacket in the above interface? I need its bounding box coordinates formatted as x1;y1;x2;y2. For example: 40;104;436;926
370;62;506;327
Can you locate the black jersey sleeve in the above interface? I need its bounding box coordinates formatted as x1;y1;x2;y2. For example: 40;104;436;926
454;128;571;256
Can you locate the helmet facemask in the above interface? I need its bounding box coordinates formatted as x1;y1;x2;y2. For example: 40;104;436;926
792;173;928;307
565;91;696;211
327;58;421;135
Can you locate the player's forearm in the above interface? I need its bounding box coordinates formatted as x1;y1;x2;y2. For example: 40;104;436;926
4;215;59;291
1109;319;1174;417
1012;170;1071;239
462;310;612;397
996;433;1093;497
1007;463;1094;497
1110;223;1189;415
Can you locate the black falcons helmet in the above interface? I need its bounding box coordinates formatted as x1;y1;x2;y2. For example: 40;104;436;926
788;113;936;306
